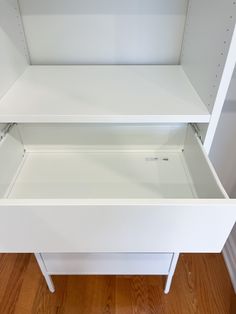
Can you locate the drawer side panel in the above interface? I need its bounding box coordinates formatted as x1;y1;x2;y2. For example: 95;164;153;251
0;128;24;197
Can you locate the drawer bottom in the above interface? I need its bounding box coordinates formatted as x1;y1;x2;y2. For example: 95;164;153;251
41;253;173;275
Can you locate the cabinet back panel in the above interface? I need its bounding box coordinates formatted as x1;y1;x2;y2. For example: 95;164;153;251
18;0;188;65
0;0;28;100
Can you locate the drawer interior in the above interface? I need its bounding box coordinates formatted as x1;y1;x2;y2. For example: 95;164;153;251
9;150;195;199
0;123;225;200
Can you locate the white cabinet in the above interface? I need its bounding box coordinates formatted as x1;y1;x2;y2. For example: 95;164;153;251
0;0;235;294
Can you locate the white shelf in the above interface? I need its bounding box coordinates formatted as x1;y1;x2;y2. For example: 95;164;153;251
0;65;210;123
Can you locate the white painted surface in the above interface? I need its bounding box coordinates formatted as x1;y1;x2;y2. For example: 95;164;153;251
18;123;187;152
18;0;188;65
182;1;236;153
0;66;210;123
209;68;236;292
164;253;179;294
0;200;235;252
204;26;236;154
0;124;234;252
183;127;228;199
0;0;28;100
181;0;236;113
210;69;236;197
0;127;24;197
42;253;172;275
35;253;55;293
6;124;227;200
8;151;195;199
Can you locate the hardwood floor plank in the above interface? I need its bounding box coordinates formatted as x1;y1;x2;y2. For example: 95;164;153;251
0;254;18;303
116;276;166;314
13;254;42;314
0;253;233;314
0;254;30;314
60;275;115;314
30;275;67;314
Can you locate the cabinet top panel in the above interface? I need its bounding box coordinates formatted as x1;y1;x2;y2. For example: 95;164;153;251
0;65;210;123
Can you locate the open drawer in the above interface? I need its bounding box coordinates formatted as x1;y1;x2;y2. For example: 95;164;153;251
0;123;235;253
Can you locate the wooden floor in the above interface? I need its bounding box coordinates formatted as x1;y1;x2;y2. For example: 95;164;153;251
0;253;235;314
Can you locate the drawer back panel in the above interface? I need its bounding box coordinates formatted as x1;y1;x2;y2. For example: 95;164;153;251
18;123;187;151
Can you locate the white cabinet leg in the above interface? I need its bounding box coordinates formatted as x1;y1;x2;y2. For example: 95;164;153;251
164;253;179;294
34;253;55;293
43;273;55;293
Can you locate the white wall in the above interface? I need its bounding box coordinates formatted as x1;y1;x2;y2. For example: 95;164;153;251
210;68;236;292
0;0;28;100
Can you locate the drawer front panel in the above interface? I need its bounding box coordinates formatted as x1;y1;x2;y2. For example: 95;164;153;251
41;253;173;275
0;201;235;252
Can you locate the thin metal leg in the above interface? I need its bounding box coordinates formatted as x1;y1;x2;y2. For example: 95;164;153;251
34;253;55;293
164;253;179;294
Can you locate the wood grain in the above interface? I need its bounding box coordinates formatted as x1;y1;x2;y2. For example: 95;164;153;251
0;253;234;314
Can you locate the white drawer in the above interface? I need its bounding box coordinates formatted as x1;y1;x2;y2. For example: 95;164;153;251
0;124;235;252
42;253;173;275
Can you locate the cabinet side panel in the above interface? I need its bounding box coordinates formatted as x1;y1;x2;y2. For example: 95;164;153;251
0;0;28;100
181;0;236;114
209;68;236;197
